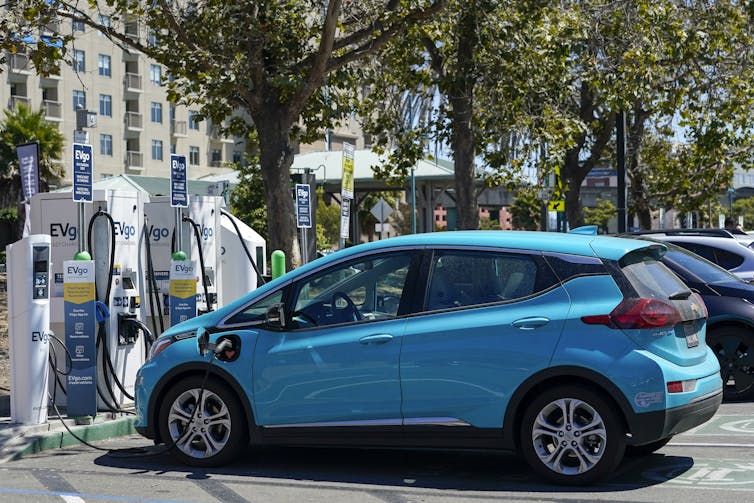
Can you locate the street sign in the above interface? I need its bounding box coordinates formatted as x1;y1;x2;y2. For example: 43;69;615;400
295;183;311;228
548;200;565;212
170;154;188;208
72;143;93;203
340;201;350;239
370;198;393;223
341;142;355;200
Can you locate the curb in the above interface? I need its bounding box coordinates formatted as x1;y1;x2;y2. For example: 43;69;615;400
1;416;136;463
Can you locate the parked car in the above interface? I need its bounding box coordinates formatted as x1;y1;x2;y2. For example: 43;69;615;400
135;231;721;485
626;230;754;281
627;236;754;401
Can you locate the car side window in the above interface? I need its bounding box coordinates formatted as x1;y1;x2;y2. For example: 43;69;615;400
224;290;284;325
290;252;412;328
425;250;548;311
712;247;744;269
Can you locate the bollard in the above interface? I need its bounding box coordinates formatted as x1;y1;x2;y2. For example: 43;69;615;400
271;250;286;279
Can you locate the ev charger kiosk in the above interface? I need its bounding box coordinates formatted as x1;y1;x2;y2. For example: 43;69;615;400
30;190;146;409
143;195;222;332
220;211;266;303
7;234;51;424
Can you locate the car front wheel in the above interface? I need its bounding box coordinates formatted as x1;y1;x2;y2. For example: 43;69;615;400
520;385;626;485
158;375;247;467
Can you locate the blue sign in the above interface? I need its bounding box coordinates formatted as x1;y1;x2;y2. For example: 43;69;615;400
72;143;93;203
63;260;97;417
170;154;188;208
295;183;311;228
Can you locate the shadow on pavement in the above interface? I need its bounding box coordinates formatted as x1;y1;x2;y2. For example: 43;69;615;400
93;443;696;492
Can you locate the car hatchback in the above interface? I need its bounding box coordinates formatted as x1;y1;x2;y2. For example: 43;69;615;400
134;231;722;485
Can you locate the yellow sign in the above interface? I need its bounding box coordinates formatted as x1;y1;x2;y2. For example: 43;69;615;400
341;142;355;199
548;200;565;212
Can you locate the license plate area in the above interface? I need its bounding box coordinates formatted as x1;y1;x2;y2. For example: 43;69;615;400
684;321;700;348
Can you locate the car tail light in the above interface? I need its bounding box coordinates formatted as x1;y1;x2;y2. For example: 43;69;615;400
667;379;697;393
581;298;681;329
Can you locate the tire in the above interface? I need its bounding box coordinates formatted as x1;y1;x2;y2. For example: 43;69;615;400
158;375;248;467
625;436;672;456
707;326;754;402
520;385;626;485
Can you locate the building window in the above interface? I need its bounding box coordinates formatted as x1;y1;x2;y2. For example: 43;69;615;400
98;54;111;77
100;134;113;156
149;64;161;85
147;29;157;47
73;50;85;73
99;94;112;117
151;140;163;161
170;143;176;154
232;150;243;164
211;149;222;166
150;102;163;123
72;90;86;111
189;146;200;166
72;19;85;32
188;110;199;130
98;15;110;36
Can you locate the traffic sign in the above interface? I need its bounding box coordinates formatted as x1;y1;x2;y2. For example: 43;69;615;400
170;154;188;208
295;183;311;228
548;200;565;212
72;143;93;203
370;198;393;222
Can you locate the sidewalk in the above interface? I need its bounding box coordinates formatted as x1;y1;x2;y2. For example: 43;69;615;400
0;394;137;463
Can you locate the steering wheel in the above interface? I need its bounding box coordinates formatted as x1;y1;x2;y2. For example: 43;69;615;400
331;291;362;322
292;310;318;327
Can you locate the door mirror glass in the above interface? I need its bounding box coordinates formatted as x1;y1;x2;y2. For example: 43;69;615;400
265;303;286;328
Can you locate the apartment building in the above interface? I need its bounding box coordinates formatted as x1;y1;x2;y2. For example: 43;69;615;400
2;18;246;186
2;15;374;189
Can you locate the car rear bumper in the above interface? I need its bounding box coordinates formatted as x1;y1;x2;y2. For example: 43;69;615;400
627;390;722;446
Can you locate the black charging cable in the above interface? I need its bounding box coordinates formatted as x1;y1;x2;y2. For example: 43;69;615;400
182;215;212;312
220;209;266;285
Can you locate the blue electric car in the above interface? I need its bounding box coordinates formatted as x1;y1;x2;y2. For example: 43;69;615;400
135;231;722;485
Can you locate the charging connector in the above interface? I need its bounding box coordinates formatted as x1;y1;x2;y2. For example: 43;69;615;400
118;313;141;345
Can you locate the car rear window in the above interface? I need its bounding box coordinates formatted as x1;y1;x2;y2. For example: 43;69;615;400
619;251;690;300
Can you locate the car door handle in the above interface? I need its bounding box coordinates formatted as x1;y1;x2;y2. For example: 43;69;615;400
359;334;394;345
512;317;550;330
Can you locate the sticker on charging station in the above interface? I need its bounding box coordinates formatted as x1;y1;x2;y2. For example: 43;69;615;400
169;259;197;326
63;260;97;418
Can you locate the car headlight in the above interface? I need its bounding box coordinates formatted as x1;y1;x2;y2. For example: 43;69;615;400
147;330;196;360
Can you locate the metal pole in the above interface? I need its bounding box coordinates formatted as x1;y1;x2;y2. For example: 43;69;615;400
616;110;627;233
410;167;416;234
78;203;85;253
175;207;183;251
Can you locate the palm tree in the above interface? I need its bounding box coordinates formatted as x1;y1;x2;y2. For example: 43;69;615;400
0;103;65;208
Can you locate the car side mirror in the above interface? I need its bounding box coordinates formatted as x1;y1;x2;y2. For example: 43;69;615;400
265;303;286;328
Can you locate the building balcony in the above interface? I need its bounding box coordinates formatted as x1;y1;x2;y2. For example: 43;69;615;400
125;72;142;92
42;100;62;120
8;95;30;110
209;125;234;143
8;53;31;74
125;111;143;131
171;120;187;137
126;151;144;171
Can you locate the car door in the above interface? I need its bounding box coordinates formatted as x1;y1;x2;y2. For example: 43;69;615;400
400;248;569;429
252;250;420;427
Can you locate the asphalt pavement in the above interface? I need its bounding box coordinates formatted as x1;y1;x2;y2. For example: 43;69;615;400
0;393;137;463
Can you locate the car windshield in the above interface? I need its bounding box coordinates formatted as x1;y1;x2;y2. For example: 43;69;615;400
662;243;744;285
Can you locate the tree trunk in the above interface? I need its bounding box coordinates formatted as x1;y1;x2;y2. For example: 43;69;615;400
626;105;651;230
450;9;478;230
255;109;300;271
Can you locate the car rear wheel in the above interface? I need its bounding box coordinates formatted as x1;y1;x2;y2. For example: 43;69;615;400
707;326;754;401
158;375;247;467
520;385;626;485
